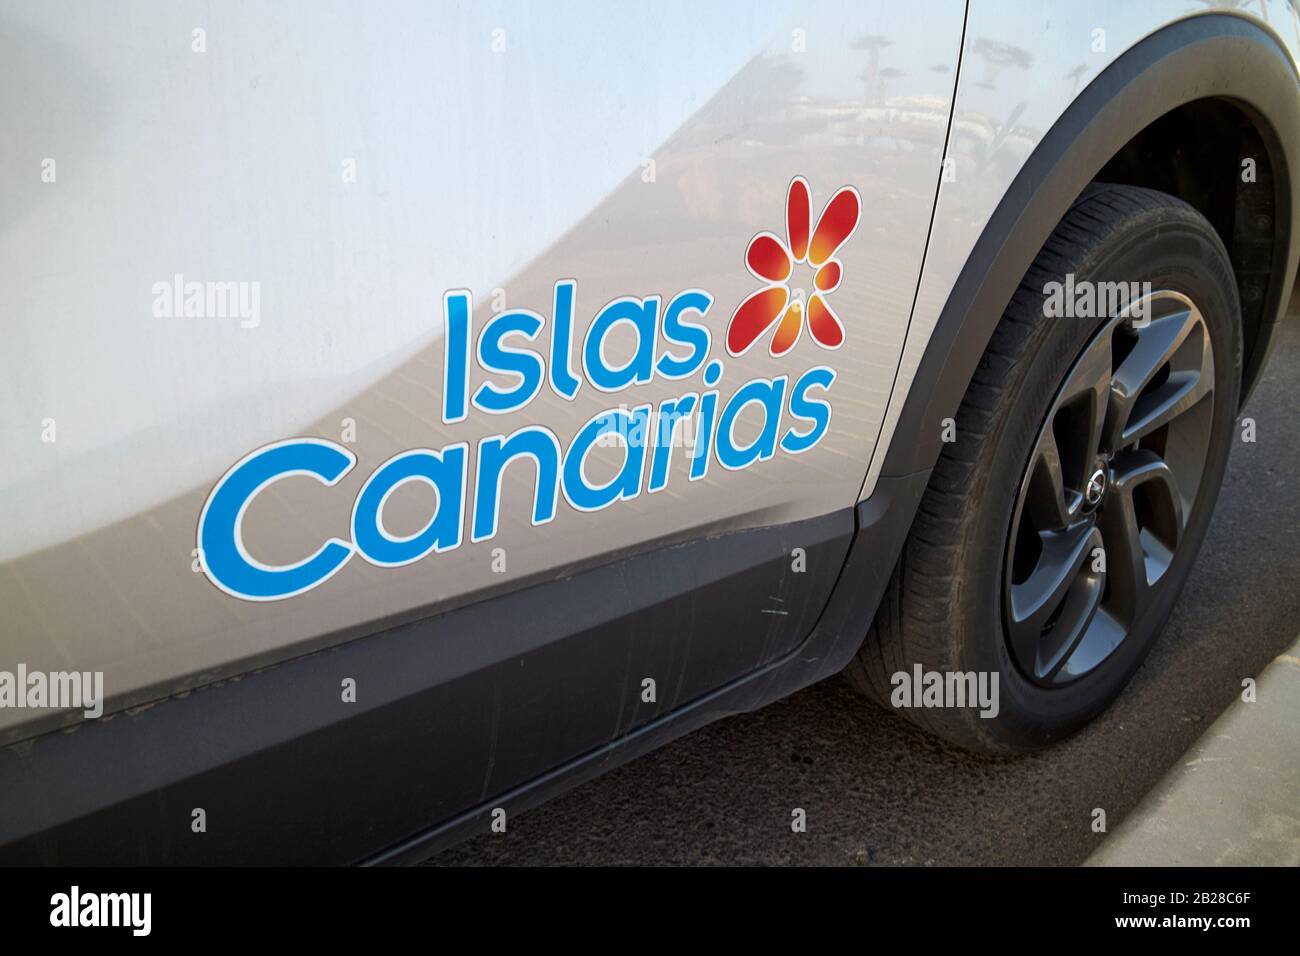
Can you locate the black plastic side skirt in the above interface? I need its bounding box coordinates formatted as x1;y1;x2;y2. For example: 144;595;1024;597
0;472;928;865
370;471;930;864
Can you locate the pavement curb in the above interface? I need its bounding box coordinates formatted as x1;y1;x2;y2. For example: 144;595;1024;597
1086;637;1300;866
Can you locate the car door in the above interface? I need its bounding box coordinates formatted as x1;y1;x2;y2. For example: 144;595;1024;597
0;0;963;813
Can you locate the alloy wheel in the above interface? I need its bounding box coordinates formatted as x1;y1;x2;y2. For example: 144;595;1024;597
1003;289;1217;686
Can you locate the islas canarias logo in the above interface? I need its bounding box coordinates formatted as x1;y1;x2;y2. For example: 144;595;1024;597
729;176;860;357
198;176;860;601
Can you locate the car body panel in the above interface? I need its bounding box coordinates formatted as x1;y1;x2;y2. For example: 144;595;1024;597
861;0;1300;499
0;0;964;742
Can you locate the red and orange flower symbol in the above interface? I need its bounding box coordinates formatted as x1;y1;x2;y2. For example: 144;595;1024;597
727;176;861;357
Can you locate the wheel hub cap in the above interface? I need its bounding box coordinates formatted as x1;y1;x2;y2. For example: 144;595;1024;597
1082;466;1108;512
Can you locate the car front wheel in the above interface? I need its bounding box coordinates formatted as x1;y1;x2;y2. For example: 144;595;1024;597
846;183;1242;753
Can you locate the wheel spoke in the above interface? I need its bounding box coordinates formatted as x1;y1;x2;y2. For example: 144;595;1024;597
1100;450;1185;620
1024;429;1073;529
1121;325;1214;446
1096;490;1145;623
1008;523;1100;674
1061;329;1112;468
1037;553;1106;682
1111;449;1187;535
1105;306;1202;452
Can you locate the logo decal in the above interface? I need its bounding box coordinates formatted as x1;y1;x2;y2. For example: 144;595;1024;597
1084;467;1108;511
198;177;853;601
727;176;860;357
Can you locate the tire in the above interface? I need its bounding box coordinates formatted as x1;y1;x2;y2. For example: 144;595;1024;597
845;183;1242;753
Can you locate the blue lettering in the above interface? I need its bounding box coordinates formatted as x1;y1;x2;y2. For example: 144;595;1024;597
198;439;355;600
715;377;787;471
442;290;472;424
472;426;561;542
549;279;581;400
781;366;835;453
648;394;697;492
583;296;660;392
473;311;545;413
352;445;467;566
563;406;651;511
656;290;712;379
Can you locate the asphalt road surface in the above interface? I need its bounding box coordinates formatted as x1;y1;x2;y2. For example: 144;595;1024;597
430;294;1300;866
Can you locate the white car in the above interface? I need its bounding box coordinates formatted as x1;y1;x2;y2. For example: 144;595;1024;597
1;0;1297;864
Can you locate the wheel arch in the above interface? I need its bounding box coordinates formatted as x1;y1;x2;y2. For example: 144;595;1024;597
882;13;1300;480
